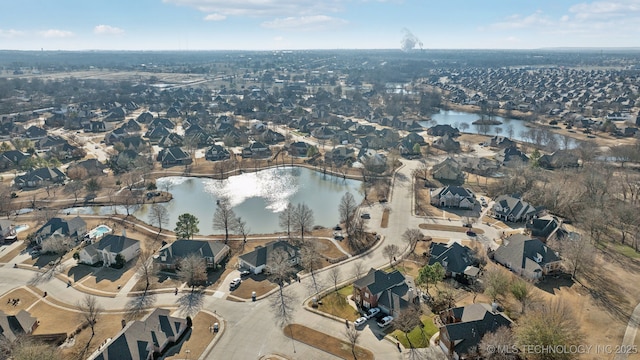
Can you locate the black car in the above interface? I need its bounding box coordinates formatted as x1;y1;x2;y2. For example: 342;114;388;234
240;270;251;278
466;230;477;237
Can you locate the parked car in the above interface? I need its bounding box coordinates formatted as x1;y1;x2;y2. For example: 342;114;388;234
365;307;380;319
354;316;368;328
377;316;394;328
239;270;251;278
229;278;242;289
360;213;370;219
466;230;476;237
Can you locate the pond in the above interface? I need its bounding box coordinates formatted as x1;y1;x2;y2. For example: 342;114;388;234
66;166;364;236
421;110;575;148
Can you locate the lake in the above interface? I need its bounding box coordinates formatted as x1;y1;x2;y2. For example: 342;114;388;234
421;110;575;148
66;167;364;235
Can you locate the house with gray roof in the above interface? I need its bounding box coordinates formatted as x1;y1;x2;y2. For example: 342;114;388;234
490;194;538;222
0;220;17;243
14;167;66;189
429;242;480;280
34;216;86;244
431;158;465;183
495;146;529;167
205;144;231;161
90;308;188;360
155;239;229;270
492;234;561;280
0;150;30;171
0;309;38;342
78;232;140;267
439;303;513;359
430;186;475;209
352;268;418;317
157;146;192;167
538;150;580;169
238;240;299;275
526;215;563;241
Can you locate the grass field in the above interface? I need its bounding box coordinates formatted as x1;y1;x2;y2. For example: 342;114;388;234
391;315;439;348
284;323;374;360
313;285;360;321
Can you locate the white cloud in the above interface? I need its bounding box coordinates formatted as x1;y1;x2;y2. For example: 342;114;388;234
262;15;348;31
163;0;344;17
39;29;74;38
94;25;125;35
274;36;284;41
204;13;226;21
489;11;553;30
569;0;640;20
0;29;24;38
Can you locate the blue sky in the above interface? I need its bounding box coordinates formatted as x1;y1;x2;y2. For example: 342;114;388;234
1;0;639;50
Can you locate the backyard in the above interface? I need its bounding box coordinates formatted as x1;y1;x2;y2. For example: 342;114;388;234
311;285;360;321
391;314;439;349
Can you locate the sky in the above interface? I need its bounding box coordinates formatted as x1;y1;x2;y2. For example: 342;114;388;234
1;0;639;51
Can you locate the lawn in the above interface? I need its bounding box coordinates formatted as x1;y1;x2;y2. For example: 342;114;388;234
312;285;360;321
418;223;485;234
605;242;640;259
284;324;374;360
164;312;219;359
391;315;439;349
230;275;277;299
0;288;41;314
381;208;389;228
0;241;27;263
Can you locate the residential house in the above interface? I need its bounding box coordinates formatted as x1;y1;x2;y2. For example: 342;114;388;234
495;147;529;167
14;167;66;189
324;146;356;165
238;240;299;274
84;120;107;133
157;147;192;167
489;136;516;149
205;144;231;161
158;133;184;148
455;157;500;177
439;303;513;360
155;239;230;270
434;133;461;152
149;118;175;130
0;309;38;342
288;141;312;157
430;186;475;209
241;141;271;159
145;126;172;143
398;133;425;158
0;150;30;170
490;194;538;222
24;125;47;139
352;268;419;317
78;232;141;267
431;158;465;183
358;149;387;173
526;215;562;241
428;242;481;280
0;220;17;243
33;216;87;244
259;128;285;144
492;234;561;280
90;308;188;360
311;125;336;140
36;135;67;152
538;150;580;169
427;124;460;137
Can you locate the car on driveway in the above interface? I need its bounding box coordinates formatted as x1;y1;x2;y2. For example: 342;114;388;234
229;278;241;289
365;307;380;319
377;316;394;328
360;213;370;219
239;270;251;278
354;316;368;328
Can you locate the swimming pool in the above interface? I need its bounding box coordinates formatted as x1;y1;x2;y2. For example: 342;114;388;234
14;224;29;233
89;225;112;239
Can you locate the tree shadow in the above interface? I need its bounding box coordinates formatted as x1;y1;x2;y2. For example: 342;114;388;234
67;264;96;282
177;289;204;317
124;293;157;321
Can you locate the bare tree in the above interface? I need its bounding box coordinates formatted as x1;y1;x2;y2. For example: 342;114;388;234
479;326;518;360
65;180;84;204
292;203;314;242
150;204;169;233
483;268;511;302
510;278;538;314
515;299;584;360
0;337;62;360
393;307;423;348
344;325;362;360
300;241;322;295
402;228;422;254
41;235;71;255
383;243;400;267
267;247;297;350
67;166;88;181
328;266;341;292
550;233;595;280
279;202;295;238
78;295;102;347
136;248;157;294
339;192;358;236
233;216;250;250
213;197;237;243
177;253;207;291
352;261;365;281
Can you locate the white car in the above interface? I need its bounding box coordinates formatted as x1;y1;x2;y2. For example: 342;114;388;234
365;307;380;319
229;278;241;289
377;316;394;328
353;316;368;328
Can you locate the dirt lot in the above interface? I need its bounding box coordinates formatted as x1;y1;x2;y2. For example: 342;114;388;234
283;323;374;360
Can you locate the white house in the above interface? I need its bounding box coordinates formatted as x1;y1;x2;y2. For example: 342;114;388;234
78;232;140;267
238;240;299;274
